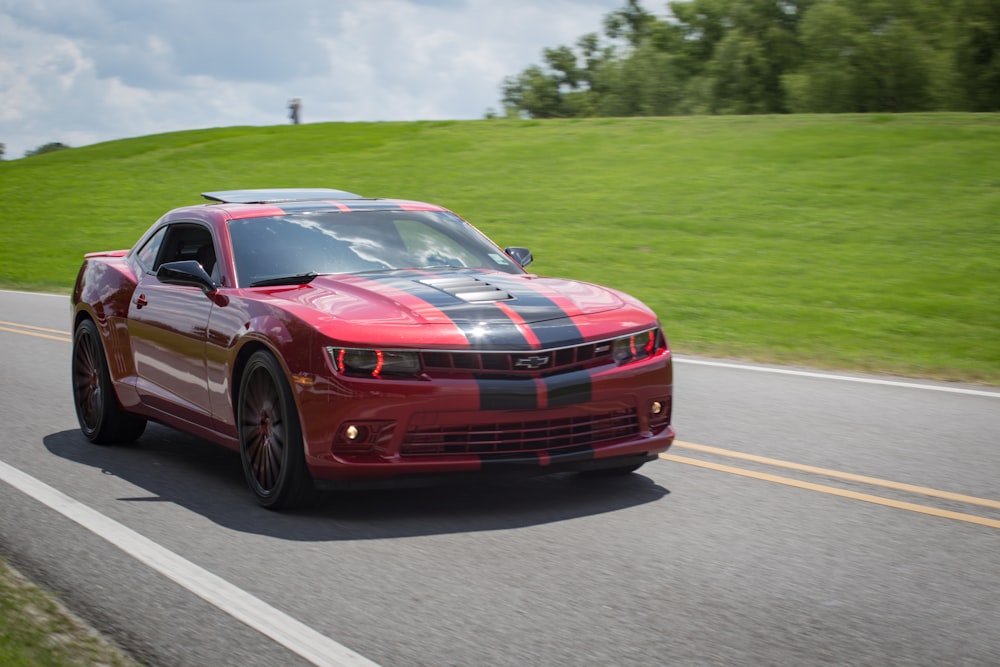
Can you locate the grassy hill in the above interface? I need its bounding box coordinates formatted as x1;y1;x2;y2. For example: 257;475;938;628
2;114;998;383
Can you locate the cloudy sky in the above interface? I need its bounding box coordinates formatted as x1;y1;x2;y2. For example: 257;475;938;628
0;0;630;159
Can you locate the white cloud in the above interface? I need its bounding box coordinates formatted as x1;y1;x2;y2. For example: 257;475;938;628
0;0;624;159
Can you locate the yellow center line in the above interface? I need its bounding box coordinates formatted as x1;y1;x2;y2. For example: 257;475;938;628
671;440;1000;510
0;320;71;336
660;453;1000;529
0;325;73;342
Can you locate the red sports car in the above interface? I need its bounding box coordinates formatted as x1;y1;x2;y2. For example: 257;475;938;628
71;189;674;508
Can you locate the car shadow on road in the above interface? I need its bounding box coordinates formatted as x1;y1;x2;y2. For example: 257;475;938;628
43;424;670;542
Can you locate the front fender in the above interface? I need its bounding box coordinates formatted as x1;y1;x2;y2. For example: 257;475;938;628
217;305;319;434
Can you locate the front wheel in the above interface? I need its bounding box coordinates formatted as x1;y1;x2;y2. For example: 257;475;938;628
238;351;317;509
71;318;146;444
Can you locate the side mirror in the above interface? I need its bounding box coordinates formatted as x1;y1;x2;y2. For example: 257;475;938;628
156;260;218;293
504;246;533;268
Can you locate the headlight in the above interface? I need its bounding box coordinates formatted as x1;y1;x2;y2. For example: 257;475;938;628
329;347;422;378
612;329;661;365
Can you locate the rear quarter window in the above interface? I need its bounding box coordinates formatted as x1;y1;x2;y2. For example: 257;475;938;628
135;227;167;273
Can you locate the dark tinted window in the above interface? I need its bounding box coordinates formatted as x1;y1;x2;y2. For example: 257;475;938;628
158;223;216;275
228;211;522;287
136;223;219;282
134;226;167;273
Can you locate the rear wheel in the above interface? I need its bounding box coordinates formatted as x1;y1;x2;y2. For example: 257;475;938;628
71;318;146;444
238;351;317;509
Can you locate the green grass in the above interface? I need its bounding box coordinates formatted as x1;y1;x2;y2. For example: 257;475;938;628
0;558;138;666
2;114;998;383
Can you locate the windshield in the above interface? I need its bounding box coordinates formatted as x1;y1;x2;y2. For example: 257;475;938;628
228;210;524;287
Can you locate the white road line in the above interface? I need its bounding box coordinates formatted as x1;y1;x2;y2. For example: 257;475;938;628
0;289;68;298
673;356;1000;398
0;460;380;667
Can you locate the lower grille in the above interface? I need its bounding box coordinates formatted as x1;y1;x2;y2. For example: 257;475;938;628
402;408;639;456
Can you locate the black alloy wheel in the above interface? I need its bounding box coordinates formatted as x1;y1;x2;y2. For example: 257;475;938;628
238;350;317;509
71;318;146;444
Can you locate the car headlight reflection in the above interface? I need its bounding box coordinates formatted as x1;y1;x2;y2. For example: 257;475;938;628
612;329;660;365
329;347;422;379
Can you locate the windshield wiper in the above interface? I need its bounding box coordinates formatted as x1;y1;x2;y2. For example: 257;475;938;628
249;272;318;287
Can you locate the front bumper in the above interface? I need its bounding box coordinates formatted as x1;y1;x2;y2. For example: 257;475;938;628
296;350;674;487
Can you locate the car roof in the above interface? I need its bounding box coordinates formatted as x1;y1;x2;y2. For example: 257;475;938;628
201;188;364;204
179;189;449;221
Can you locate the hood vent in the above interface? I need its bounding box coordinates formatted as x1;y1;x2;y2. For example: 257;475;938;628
420;276;513;303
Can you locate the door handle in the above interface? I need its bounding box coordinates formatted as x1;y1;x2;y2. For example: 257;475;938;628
133;294;148;309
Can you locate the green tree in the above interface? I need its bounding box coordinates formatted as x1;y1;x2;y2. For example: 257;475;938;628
786;0;949;112
707;30;771;113
954;0;1000;110
603;0;658;47
784;1;868;111
501;1;678;118
25;142;71;157
592;41;685;116
674;0;814;113
499;0;974;118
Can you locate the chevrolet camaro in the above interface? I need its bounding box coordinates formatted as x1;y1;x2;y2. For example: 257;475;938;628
71;189;674;508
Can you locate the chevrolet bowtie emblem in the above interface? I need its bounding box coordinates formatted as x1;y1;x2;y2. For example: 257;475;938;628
514;355;551;369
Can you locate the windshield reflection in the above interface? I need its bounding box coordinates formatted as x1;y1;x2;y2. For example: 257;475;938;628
228;210;522;287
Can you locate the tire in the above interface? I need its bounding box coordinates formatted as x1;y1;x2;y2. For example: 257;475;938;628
71;318;147;444
237;351;318;509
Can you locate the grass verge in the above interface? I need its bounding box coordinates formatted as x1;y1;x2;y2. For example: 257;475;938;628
0;558;139;666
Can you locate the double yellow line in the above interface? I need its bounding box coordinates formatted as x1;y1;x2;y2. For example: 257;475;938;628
663;441;1000;529
0;320;72;343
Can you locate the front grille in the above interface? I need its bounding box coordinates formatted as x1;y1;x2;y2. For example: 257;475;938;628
401;408;639;456
420;340;614;376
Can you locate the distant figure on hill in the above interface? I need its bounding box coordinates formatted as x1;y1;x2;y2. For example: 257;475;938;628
288;98;302;125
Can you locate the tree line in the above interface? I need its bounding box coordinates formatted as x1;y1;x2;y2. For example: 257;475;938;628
0;142;72;160
497;0;1000;118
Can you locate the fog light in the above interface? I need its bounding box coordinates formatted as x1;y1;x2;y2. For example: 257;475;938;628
333;420;395;455
651;401;663;415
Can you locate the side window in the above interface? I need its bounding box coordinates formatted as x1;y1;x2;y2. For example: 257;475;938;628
153;223;219;281
135;226;167;273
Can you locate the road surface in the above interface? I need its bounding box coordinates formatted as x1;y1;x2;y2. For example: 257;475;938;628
1;289;998;666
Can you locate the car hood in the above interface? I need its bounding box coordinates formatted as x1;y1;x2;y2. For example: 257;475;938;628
263;270;655;349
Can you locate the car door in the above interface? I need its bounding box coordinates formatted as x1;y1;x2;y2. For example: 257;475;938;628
128;222;218;422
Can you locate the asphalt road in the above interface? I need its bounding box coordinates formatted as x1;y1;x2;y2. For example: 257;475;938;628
1;288;998;666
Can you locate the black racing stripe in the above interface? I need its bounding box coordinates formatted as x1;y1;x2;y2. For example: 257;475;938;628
358;271;543;412
480;274;586;347
543;368;593;407
359;271;588;413
548;445;596;464
518;317;586;348
360;272;532;349
476;368;592;412
476;377;538;411
478;451;542;471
